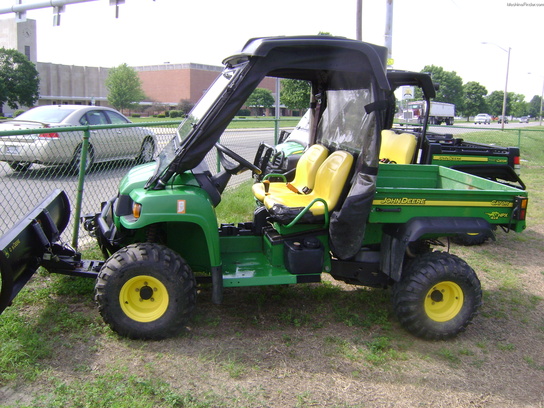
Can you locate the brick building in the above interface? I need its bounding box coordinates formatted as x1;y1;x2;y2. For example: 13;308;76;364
134;63;280;114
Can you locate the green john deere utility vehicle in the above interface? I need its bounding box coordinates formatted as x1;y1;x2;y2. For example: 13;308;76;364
0;36;528;341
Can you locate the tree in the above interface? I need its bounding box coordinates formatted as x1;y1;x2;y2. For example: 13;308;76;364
245;88;275;115
486;91;520;117
486;91;505;116
280;79;311;112
177;99;194;115
0;48;40;111
509;93;528;118
105;63;146;111
420;65;464;111
462;81;488;119
528;95;542;118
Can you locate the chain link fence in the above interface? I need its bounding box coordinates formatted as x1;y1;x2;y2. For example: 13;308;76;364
0;118;297;247
1;119;542;249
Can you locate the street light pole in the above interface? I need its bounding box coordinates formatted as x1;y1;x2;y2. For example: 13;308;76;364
482;42;511;130
356;0;362;41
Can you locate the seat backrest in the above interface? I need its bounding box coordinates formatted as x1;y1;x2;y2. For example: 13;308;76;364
311;150;353;211
380;130;417;164
291;144;329;190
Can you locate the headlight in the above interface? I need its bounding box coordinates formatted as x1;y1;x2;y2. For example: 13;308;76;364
132;203;142;219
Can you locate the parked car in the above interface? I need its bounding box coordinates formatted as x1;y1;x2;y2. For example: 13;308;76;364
519;116;529;123
497;115;509;124
0;105;156;173
474;113;492;125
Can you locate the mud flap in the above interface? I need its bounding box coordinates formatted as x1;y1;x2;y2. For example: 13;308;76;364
0;189;70;314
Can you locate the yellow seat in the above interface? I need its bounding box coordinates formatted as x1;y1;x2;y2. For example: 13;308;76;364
252;144;329;202
264;150;354;219
379;130;417;164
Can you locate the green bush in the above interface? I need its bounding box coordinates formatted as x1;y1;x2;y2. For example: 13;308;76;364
237;108;251;116
157;114;166;118
131;113;141;118
169;110;183;118
14;109;25;117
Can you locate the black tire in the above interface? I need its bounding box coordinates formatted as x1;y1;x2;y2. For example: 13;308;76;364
69;144;94;175
136;137;155;164
451;231;491;246
8;162;32;172
95;243;197;340
392;251;482;340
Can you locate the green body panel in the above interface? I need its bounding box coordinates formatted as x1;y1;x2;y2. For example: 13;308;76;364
275;141;305;156
431;154;509;167
371;165;527;232
219;232;328;287
114;163;222;269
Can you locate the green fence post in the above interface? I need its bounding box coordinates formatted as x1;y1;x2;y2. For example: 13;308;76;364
71;129;90;249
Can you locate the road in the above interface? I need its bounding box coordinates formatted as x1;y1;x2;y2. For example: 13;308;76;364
424;120;541;135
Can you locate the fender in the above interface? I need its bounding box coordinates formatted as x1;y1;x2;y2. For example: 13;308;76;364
380;217;492;282
114;186;221;268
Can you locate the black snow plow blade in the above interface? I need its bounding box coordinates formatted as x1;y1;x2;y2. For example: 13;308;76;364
0;190;102;315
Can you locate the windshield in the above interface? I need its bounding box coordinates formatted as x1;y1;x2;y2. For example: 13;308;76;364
146;65;244;188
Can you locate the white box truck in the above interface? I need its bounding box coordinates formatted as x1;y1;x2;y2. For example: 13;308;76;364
403;101;455;125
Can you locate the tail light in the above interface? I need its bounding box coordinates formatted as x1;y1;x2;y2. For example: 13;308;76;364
39;132;59;139
513;196;528;221
513;156;521;176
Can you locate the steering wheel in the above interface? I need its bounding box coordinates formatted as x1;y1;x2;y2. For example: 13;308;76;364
215;143;262;175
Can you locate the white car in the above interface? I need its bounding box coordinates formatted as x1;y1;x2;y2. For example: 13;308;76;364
474;114;491;125
0;105;156;173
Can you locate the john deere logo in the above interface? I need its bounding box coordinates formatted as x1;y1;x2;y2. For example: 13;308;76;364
486;211;508;220
382;197;426;205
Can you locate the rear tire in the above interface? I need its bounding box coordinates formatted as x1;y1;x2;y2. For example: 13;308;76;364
69;144;94;175
392;251;481;340
9;162;32;172
95;243;196;340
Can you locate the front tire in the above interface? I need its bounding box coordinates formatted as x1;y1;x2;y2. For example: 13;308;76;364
392;252;482;340
95;243;196;340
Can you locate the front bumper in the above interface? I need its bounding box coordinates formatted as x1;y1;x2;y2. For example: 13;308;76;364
82;196;119;257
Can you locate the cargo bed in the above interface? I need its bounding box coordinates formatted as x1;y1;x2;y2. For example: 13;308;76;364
371;165;527;231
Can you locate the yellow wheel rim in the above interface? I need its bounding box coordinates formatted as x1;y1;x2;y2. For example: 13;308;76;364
424;281;464;322
119;275;169;322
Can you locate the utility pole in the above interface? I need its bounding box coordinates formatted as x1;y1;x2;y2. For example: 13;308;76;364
356;0;362;41
385;0;393;63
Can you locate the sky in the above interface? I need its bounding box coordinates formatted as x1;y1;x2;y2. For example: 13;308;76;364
3;0;544;101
